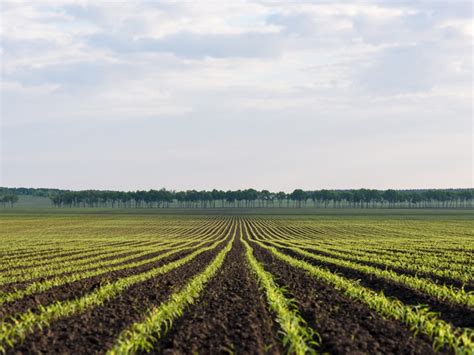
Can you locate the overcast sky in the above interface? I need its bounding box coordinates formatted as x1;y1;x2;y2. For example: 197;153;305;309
1;1;472;192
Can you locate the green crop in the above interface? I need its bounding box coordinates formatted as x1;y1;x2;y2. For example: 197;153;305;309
108;235;235;354
0;238;226;353
241;221;318;355
247;235;474;354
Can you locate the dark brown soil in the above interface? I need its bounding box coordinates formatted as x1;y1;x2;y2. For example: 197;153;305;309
0;247;177;294
0;242;214;322
0;221;221;270
1;219;232;300
150;230;283;355
1;217;466;355
244;230;442;354
299;246;474;291
2;235;224;294
279;247;474;329
0;248;64;262
1;249;138;273
8;238;230;355
0;240;163;273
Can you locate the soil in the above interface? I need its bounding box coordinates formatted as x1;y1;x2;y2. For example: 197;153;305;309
1;218;467;355
244;227;443;354
280;247;474;329
298;246;474;291
0;222;235;319
0;242;212;322
0;239;162;268
9;238;229;355
150;228;283;355
2;249;138;273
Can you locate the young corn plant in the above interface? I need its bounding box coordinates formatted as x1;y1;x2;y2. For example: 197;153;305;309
251;238;474;355
264;239;474;307
0;240;205;306
108;236;235;355
0;239;226;353
241;222;319;355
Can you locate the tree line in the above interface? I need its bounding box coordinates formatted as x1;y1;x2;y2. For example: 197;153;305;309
1;187;472;209
0;194;19;207
1;187;62;197
0;187;63;207
31;187;474;209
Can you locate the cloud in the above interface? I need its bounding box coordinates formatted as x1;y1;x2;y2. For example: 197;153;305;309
5;62;109;89
87;31;282;58
357;44;439;94
1;1;472;189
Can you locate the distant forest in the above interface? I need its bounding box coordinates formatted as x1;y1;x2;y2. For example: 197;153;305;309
1;187;473;208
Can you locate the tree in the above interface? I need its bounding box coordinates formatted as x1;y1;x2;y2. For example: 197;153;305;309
290;189;307;208
260;190;271;207
0;194;19;207
319;189;335;208
383;189;398;208
42;187;473;210
244;189;259;207
276;192;287;207
225;190;236;207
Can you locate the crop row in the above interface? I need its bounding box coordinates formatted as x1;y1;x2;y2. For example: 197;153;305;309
253;217;473;283
0;221;232;306
0;215;472;354
0;217;229;271
109;219;317;354
0;218;319;354
0;216;221;256
267;219;474;257
0;233;230;353
0;228;223;284
243;219;474;354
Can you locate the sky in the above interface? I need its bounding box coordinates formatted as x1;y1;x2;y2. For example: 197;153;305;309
1;1;473;192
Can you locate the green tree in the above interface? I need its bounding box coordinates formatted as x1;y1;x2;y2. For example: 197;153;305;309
290;189;307;208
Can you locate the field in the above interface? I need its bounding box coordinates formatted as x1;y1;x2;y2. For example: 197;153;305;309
0;211;473;354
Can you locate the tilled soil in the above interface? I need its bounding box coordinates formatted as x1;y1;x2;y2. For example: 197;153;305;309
257;225;472;291
9;239;229;355
0;247;175;293
280;247;474;329
248;240;441;354
150;234;283;355
0;240;166;271
0;245;209;321
2;218;468;355
1;224;233;309
1;249;139;274
1;240;207;291
299;247;473;291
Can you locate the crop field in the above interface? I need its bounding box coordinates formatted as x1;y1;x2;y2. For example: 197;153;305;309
0;212;473;354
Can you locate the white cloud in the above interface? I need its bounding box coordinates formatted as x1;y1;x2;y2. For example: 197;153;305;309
439;19;474;38
1;0;472;189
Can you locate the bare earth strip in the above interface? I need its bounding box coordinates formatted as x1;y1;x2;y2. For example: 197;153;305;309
150;229;282;354
8;240;228;354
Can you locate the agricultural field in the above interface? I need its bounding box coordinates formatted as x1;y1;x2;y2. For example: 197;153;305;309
0;211;473;354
